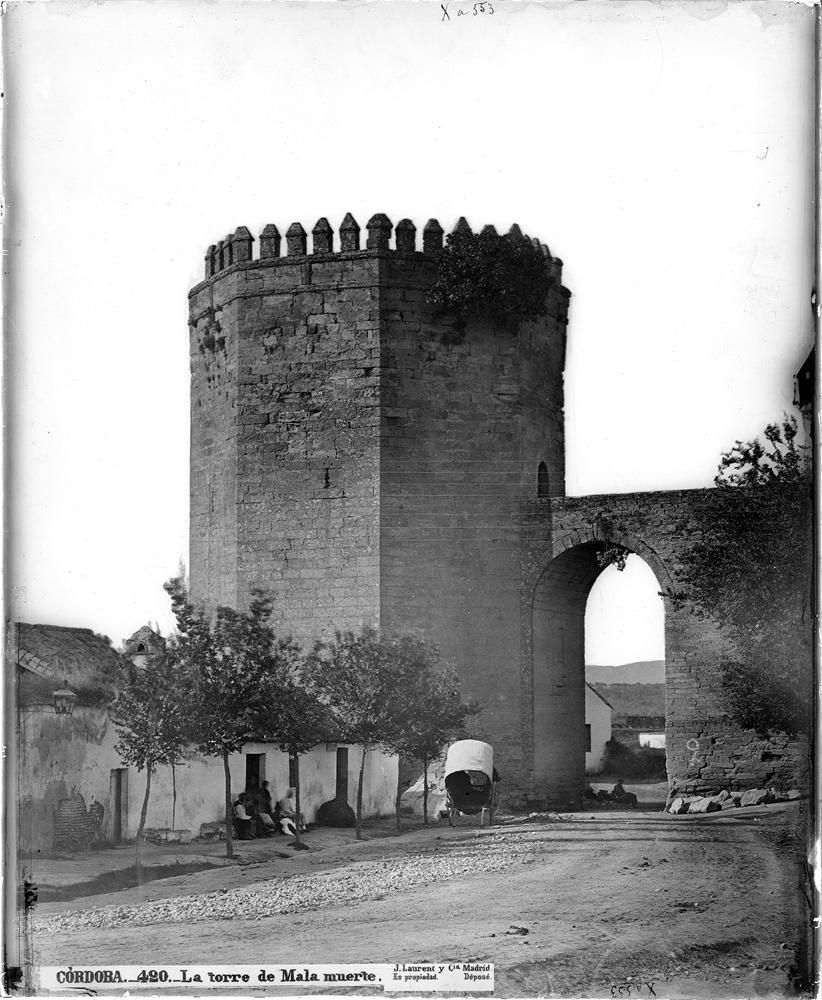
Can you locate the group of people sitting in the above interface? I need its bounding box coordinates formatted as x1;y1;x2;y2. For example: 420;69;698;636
233;782;307;839
584;779;638;807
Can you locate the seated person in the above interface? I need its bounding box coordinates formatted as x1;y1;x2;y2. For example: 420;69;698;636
233;793;256;839
277;787;306;834
258;780;274;815
252;784;277;837
611;779;638;807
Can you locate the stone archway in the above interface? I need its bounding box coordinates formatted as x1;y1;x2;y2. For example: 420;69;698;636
528;535;673;808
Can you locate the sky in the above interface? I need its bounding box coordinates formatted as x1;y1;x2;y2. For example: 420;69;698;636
5;1;815;659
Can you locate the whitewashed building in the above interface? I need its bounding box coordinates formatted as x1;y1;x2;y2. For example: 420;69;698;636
585;682;613;773
14;622;397;855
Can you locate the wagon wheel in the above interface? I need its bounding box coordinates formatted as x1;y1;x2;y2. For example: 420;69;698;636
448;806;457;828
488;784;496;827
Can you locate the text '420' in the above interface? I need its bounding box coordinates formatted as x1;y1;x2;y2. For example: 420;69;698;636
441;2;495;20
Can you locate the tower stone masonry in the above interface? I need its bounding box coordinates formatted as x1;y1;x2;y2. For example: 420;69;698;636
188;213;808;808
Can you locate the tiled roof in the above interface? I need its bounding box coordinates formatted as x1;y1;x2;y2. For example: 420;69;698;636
11;622;127;699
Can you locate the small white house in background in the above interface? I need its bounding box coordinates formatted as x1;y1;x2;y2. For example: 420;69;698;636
639;732;666;749
585;682;613;773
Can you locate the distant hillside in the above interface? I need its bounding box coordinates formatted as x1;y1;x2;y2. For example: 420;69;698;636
586;660;664;684
589;683;665;719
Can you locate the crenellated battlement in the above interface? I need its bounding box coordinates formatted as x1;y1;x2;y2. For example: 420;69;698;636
201;214;563;285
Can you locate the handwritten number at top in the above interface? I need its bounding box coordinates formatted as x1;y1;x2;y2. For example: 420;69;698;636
441;2;495;20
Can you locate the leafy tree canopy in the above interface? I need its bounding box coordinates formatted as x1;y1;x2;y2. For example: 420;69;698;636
164;578;299;757
358;633;475;826
385;635;474;764
259;675;330;847
303;627;404;838
113;648;191;863
113;651;189;773
391;641;475;825
163;578;300;856
303;627;399;750
714;415;808;487
262;674;330;759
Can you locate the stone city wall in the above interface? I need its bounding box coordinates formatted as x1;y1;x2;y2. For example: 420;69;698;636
526;488;810;803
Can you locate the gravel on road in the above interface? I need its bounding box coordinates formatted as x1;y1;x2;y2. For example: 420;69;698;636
34;832;537;934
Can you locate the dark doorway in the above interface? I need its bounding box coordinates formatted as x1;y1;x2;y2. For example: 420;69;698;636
336;747;349;802
537;461;550;498
109;768;128;843
245;753;265;792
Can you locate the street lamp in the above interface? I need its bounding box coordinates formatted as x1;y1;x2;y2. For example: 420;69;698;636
52;683;77;716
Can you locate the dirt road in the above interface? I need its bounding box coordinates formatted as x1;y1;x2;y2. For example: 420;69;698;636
29;806;809;998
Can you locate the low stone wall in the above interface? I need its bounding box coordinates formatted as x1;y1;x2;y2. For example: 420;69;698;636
669;786;803;814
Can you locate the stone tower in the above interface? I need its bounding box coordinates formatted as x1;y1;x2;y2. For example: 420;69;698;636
188;213;569;803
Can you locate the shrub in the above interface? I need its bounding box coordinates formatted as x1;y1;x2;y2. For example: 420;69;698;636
670;416;812;737
427;228;554;329
598;739;667;781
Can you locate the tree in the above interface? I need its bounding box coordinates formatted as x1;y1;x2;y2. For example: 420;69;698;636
164;578;295;858
303;628;399;840
381;636;475;827
714;415;808;487
113;650;189;869
262;676;329;849
427;227;555;330
671;415;812;736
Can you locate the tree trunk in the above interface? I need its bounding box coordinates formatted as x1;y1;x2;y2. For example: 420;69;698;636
422;754;429;825
292;754;302;846
136;762;152;872
222;751;234;859
355;746;368;840
395;760;403;831
171;761;177;831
